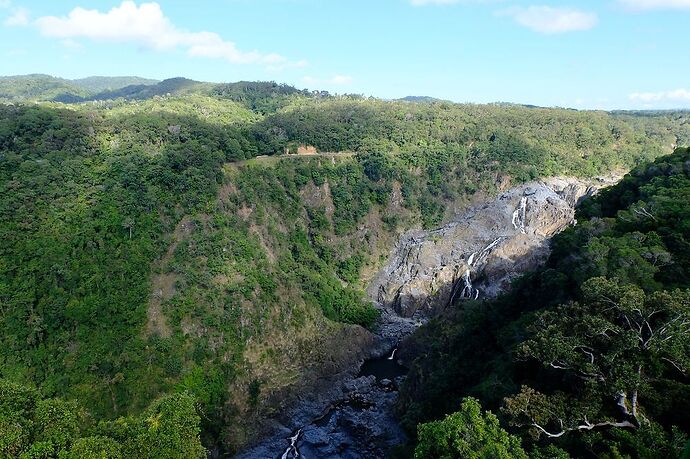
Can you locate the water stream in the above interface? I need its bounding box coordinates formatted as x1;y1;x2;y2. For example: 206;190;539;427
359;348;407;381
280;430;302;459
245;180;611;459
278;348;407;459
512;196;527;234
455;237;505;301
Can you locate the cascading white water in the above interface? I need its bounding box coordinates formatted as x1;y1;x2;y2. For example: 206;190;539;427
460;268;473;298
473;237;503;268
281;429;302;459
387;348;397;360
459;237;504;300
512;197;528;234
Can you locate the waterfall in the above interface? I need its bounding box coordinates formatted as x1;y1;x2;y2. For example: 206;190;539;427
281;429;302;459
387;348;397;360
467;252;476;267
472;237;503;268
512;197;527;234
460;268;473;298
459;237;504;300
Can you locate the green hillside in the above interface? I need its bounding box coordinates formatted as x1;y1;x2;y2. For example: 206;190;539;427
70;76;159;93
399;147;690;458
0;75;88;103
1;82;689;455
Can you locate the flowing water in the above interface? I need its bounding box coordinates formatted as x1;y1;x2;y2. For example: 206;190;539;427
359;348;407;380
278;347;407;458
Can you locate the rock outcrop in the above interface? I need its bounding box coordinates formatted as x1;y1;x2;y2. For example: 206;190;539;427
367;176;616;318
235;175;619;459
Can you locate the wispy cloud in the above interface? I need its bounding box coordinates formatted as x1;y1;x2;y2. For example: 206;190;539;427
330;75;353;85
302;75;354;86
0;0;11;9
498;6;598;34
629;89;690;103
4;6;28;26
618;0;690;10
32;1;303;68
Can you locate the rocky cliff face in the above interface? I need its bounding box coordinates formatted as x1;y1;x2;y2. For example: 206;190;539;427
368;176;616;318
235;175;619;458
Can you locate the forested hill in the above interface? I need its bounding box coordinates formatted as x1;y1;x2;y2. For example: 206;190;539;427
1;77;690;456
399;147;690;458
0;74;159;103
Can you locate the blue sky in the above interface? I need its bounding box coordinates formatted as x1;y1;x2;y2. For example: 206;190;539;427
1;0;689;109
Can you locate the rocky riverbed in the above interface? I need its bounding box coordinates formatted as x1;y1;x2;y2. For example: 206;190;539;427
235;312;415;459
235;175;617;459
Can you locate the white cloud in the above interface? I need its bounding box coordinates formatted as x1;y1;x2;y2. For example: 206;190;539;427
618;0;690;10
499;6;598;34
33;1;300;67
302;75;354;86
629;89;690;103
4;6;29;26
0;0;11;9
330;75;353;85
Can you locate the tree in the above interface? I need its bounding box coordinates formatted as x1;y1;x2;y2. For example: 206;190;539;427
0;380;38;457
504;277;690;439
33;399;82;452
120;392;205;459
357;151;392;182
0;378;206;458
414;398;528;459
63;436;123;459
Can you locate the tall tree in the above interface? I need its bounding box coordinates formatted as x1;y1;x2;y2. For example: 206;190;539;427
415;397;528;459
504;277;690;438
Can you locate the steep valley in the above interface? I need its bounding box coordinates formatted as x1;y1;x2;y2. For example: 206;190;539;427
1;89;690;459
234;173;618;458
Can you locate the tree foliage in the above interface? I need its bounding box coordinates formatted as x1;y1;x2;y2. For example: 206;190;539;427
1;84;689;455
415;398;528;459
0;379;204;459
400;148;690;457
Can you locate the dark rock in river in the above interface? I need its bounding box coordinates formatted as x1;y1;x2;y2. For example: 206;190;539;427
235;175;620;458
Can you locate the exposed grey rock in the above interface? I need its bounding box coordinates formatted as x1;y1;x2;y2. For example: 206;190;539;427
235;175;620;459
236;371;405;459
366;176;616;318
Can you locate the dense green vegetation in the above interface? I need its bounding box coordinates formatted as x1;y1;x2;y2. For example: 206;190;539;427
1;77;690;455
399;147;690;458
251;99;690;176
414;398;528;459
69;76;159;93
0;75;159;103
0;378;204;458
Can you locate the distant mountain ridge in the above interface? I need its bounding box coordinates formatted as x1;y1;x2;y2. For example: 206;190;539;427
0;74;161;103
70;75;159;93
0;75;316;109
79;77;211;102
398;95;447;103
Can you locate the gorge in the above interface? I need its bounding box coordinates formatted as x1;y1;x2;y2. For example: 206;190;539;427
1;78;689;459
237;174;617;458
